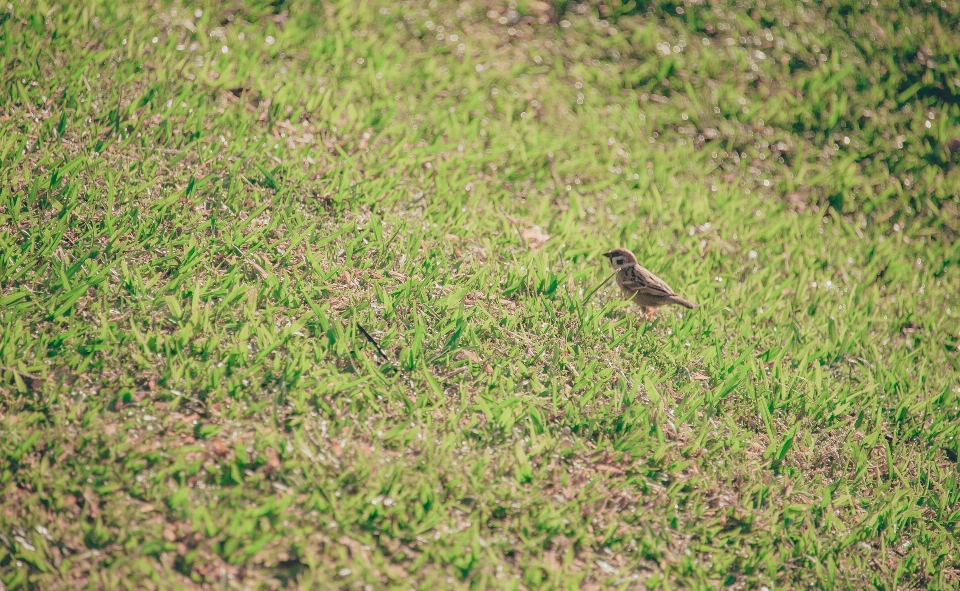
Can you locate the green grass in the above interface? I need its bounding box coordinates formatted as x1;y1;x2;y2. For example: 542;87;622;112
2;0;960;588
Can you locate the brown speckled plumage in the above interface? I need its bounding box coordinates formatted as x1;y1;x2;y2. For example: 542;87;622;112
603;248;698;316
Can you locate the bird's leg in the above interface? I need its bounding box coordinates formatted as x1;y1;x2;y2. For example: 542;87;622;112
645;308;659;320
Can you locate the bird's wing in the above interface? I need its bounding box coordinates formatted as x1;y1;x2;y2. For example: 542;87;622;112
618;265;677;297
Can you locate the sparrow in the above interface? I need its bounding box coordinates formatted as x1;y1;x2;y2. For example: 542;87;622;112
602;248;698;317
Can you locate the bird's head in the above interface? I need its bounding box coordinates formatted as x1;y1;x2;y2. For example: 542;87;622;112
602;248;638;269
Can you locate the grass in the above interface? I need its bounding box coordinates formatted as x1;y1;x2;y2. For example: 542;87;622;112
2;0;960;588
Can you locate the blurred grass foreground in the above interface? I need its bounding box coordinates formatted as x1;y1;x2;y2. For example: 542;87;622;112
2;0;960;589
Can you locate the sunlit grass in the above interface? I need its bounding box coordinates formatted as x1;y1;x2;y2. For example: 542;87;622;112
1;0;959;589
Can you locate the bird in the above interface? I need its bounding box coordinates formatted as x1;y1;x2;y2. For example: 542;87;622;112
602;248;698;318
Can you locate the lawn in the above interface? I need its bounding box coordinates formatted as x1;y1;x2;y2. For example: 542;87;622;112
2;0;960;588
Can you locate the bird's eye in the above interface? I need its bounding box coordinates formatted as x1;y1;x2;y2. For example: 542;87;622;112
614;258;623;265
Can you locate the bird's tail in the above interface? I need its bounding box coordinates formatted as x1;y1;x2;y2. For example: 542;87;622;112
670;297;698;309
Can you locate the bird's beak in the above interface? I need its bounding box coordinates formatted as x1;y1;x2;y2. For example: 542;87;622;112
602;251;614;258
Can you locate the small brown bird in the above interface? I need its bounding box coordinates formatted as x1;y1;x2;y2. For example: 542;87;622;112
603;248;698;318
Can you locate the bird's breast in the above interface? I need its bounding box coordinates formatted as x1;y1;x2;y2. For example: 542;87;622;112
614;271;635;294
